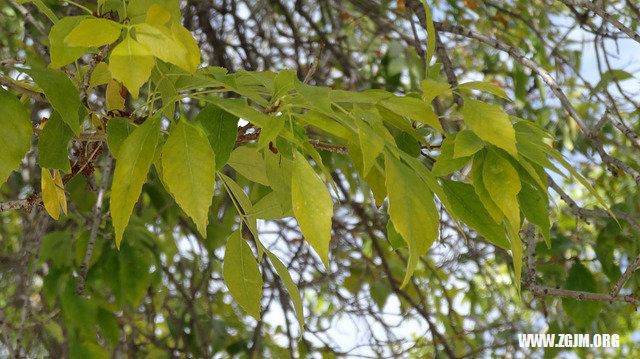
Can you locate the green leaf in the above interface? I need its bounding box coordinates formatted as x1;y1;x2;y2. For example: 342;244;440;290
248;191;291;220
223;231;263;320
291;153;334;268
370;279;391;310
24;67;82;133
385;153;439;288
257;117;284;150
592;69;633;94
195;105;239;170
379;96;444;133
39;112;73;173
463;99;517;157
357;120;385;176
441;179;510;249
118;237;153;305
264;152;293;212
161;119;216;237
265;250;304;331
110;116;161;248
432;133;470;176
48;16;92;68
89;62;111;89
518;179;551;247
64;18;122;47
482;149;521;229
457;81;510;100
106;117;136;158
418;0;435;71
0;88;33;185
505;219;523;294
108;34;154;98
562;262;601;328
386;220;406;249
453;129;484;159
228;146;270;186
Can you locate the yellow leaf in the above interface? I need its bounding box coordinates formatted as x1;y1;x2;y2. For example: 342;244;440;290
134;22;199;74
53;169;67;215
482;149;521;230
463;99;518;157
171;22;200;73
108;34;154;98
106;79;126;111
41;168;60;220
145;4;171;26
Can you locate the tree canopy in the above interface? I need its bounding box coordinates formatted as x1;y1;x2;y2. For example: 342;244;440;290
1;0;640;357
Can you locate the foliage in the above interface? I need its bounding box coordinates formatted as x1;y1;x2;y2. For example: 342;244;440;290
1;0;640;357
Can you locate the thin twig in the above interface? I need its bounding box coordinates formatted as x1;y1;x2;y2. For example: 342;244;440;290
76;154;113;295
560;0;640;45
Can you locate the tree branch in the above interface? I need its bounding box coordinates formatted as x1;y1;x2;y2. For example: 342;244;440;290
76;154;113;295
559;0;640;45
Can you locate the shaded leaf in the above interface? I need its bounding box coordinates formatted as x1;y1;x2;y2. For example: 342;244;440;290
110;116;161;248
223;231;263;319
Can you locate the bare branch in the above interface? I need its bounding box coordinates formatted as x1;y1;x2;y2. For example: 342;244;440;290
76;154;113;295
559;0;640;45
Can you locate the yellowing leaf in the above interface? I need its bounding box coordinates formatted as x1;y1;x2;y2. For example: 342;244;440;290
108;34;154;98
463;99;517;157
379;96;444;133
65;18;122;48
482;150;521;229
421;78;451;103
357;120;385;176
53;170;67;215
171;22;200;72
110;116;161;248
145;4;171;26
385;153;439;288
453;129;484;159
223;231;263;319
48;16;92;68
161;120;216;237
471;152;503;223
0;88;33;186
41;168;60;220
457;81;510;100
291;153;333;268
133;23;199;74
89;62;111;89
228;146;270;186
106;79;126;111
